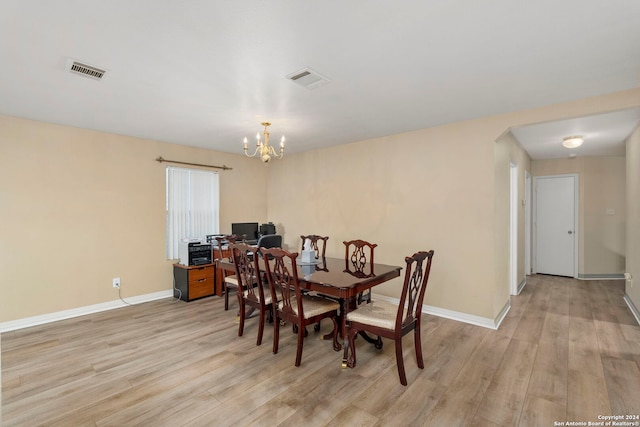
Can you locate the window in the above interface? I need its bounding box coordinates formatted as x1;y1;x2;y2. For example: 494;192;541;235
166;167;219;259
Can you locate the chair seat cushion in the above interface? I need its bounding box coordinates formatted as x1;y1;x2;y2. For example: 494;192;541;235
224;275;239;286
279;296;339;319
231;275;258;289
346;300;398;330
243;287;274;305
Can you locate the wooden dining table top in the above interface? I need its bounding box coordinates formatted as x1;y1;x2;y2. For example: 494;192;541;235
216;256;402;299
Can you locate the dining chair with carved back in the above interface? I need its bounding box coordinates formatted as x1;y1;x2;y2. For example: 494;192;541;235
230;243;275;346
215;234;243;311
261;247;342;366
300;235;328;259
300;234;331;331
345;250;435;386
343;239;378;304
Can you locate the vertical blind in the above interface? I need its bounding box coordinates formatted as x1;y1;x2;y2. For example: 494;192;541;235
166;167;219;259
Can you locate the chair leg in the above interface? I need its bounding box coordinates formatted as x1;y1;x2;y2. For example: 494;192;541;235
224;283;229;311
414;326;424;369
256;308;265;346
292;324;308;337
235;290;244;320
237;300;245;337
395;338;407;386
374;335;383;349
272;312;280;354
294;322;305;367
356;290;372;305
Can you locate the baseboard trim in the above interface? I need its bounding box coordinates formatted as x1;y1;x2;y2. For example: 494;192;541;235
373;294;506;330
494;301;511;329
517;277;527;295
3;290;519;333
0;290;173;333
577;273;626;280
624;294;640;326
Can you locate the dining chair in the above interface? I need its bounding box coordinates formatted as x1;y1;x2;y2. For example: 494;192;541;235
345;250;434;386
300;235;329;259
261;247;341;366
215;234;242;311
230;243;274;346
299;235;331;331
343;239;378;304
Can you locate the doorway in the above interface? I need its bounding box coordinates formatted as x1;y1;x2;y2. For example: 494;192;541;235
525;171;531;276
510;163;518;295
533;174;578;277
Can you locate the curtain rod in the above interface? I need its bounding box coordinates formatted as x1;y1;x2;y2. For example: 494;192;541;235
155;156;232;171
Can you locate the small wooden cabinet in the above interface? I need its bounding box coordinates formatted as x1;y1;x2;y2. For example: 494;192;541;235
173;263;215;302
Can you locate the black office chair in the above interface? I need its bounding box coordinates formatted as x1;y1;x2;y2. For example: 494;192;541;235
256;234;282;258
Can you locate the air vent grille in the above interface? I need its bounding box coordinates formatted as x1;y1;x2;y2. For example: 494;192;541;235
286;67;330;90
290;71;311;81
67;60;107;80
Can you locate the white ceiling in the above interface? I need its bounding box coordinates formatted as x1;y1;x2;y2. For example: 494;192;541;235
512;108;640;160
1;1;639;159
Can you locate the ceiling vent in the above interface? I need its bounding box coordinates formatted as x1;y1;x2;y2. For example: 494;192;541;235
66;59;107;80
286;67;330;90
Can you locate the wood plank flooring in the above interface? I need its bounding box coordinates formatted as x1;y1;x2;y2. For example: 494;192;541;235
2;275;639;426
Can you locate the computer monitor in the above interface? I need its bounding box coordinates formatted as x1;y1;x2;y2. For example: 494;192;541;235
231;222;259;243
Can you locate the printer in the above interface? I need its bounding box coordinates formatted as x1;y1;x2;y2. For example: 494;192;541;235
178;238;213;266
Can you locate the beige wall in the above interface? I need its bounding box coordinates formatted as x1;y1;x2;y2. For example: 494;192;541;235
268;88;640;322
494;131;531;310
0;115;268;322
1;88;639;325
531;156;626;276
268;89;640;319
584;157;626;274
269;123;498;319
626;124;640;312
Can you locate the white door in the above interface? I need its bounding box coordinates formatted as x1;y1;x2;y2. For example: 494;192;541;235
534;175;577;277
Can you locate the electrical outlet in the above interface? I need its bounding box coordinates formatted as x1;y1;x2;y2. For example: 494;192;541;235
113;277;121;288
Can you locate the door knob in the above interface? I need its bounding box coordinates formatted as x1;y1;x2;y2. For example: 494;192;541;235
568;230;573;234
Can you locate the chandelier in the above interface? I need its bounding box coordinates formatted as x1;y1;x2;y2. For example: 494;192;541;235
243;122;285;163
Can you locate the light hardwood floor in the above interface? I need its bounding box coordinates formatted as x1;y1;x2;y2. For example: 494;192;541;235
2;275;640;426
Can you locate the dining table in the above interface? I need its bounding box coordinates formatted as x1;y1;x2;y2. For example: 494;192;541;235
216;255;403;366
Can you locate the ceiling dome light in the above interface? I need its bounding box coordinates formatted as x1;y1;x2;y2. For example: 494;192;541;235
562;135;584;148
